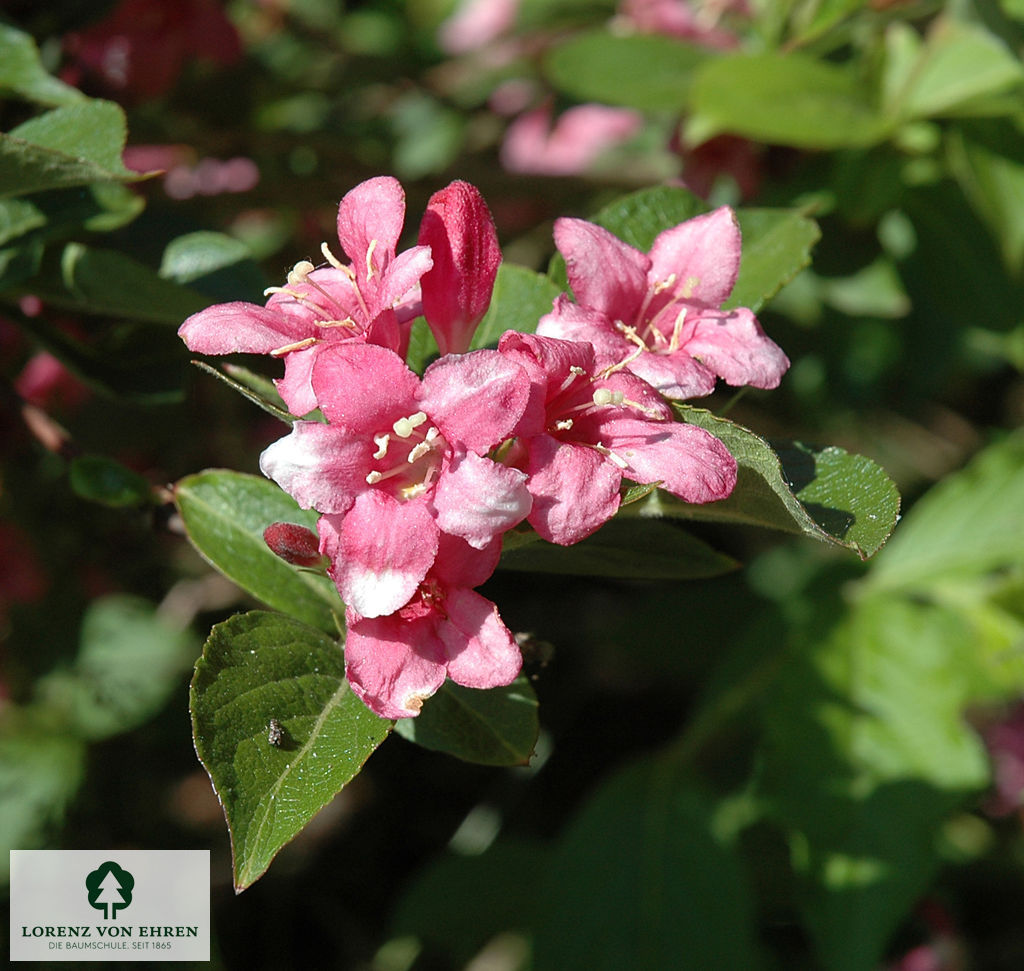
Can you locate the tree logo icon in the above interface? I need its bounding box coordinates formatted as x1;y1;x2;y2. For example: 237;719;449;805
85;861;134;919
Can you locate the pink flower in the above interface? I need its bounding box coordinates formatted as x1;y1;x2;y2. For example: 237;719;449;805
500;103;644;177
438;0;519;54
259;342;532;617
417;181;502;356
498;332;737;545
178;177;433;415
537;207;789;400
618;0;747;49
63;0;241;102
342;533;521;718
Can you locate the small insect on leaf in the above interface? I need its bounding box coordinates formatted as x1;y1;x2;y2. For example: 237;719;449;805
267;718;284;747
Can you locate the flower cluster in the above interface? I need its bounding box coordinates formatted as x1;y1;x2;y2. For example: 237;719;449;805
179;177;787;719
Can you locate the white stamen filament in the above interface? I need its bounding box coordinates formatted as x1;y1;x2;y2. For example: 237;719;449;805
365;238;379;281
320;242;348;272
270;337;318;357
592;442;629;470
669;307;687;352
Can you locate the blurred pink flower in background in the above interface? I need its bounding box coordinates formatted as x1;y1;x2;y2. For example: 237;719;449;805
123;146;259;200
63;0;241;100
501;103;643;176
618;0;747;48
980;701;1024;818
438;0;520;54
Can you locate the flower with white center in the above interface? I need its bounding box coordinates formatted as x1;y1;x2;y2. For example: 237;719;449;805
178;176;432;415
498;332;737;545
537;206;789;400
259;342;532;617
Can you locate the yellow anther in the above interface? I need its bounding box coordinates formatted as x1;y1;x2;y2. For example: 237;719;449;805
653;273;677;295
392;411;428;438
680;275;700;298
287;260;315;286
592;388;624;407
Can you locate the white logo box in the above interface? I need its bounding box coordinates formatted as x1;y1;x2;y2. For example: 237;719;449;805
10;850;210;962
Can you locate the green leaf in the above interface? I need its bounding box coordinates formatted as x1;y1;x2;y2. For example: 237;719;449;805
159;231;255;285
471;263;562;348
191;361;295;424
666;407;900;559
865;430;1024;594
174;470;343;634
404;317;440;375
0;197;45;247
0;101;143;198
0;724;85;881
30;242;208;323
729;208;821;313
69;454;154;508
0;185;144;254
759;594;989;971
394;677;538;766
499;516;737;579
190;611;391;890
37;595;197;742
690;53;888;149
533;757;764;969
0;25;85;108
947;121;1024;275
887;18;1024;122
544;30;708;111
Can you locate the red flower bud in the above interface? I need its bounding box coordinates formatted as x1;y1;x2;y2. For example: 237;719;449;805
263;522;324;568
418;181;502;356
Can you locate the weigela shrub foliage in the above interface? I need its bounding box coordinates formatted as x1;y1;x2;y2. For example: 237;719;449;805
180;176;786;719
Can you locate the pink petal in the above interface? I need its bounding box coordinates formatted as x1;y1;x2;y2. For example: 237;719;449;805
525;435;622;545
681;307;790;389
376;244;433;317
274;345;319;416
432;532;502;589
311;342;420;430
322;492;439;618
178;301;309;355
625;346;718;400
420;349;529;452
647;206;742;309
595;417;737;504
439;588;522;689
259;422;363;514
553;217;650;323
432;449;531;549
345;611;447;718
536;297;631;373
418;181;502;355
336;176;406;289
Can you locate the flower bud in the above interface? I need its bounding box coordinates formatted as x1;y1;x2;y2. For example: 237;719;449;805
417;180;501;356
263;522;325;568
